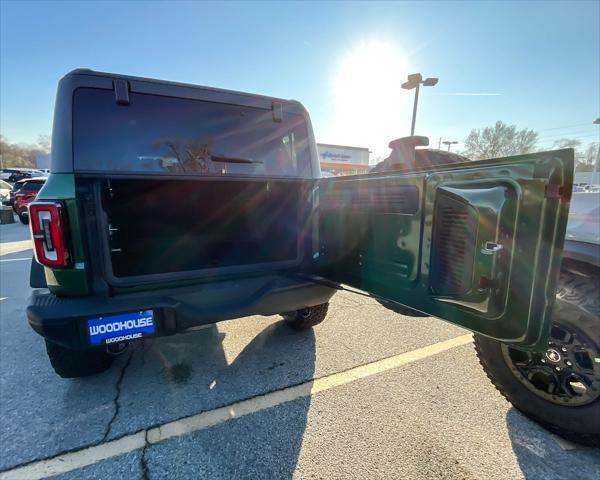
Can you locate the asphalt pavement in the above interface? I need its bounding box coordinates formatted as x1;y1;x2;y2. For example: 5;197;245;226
1;219;599;479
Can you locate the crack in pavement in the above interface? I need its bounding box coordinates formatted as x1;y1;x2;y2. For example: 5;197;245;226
102;349;135;442
0;336;474;479
140;430;150;480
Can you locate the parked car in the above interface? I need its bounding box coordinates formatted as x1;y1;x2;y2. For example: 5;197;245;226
4;177;29;210
26;71;581;445
4;177;26;210
370;135;469;172
0;179;11;203
14;177;45;224
0;167;44;183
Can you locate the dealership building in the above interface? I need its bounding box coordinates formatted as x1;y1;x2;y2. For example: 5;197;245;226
317;143;370;176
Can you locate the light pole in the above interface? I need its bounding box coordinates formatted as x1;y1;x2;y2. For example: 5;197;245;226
593;118;599;180
442;140;458;152
402;73;438;136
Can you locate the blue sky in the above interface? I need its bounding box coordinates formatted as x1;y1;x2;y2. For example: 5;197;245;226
1;0;598;158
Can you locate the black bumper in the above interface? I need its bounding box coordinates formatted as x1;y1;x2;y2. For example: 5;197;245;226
27;275;336;349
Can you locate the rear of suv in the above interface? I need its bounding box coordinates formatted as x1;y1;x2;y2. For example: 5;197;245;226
27;69;588;439
28;69;337;377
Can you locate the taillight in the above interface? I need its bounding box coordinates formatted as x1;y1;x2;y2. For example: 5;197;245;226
29;202;71;268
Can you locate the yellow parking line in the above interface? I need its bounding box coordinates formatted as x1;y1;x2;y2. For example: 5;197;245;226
0;240;32;256
0;334;472;480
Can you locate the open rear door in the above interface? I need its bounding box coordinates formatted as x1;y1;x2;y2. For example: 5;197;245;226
317;149;574;350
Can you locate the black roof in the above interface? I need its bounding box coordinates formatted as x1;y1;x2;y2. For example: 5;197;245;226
66;69;299;106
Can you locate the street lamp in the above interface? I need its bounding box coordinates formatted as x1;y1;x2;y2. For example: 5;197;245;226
593;118;599;178
402;73;439;136
442;140;458;152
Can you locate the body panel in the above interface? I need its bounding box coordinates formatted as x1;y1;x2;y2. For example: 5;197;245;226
317;150;574;350
33;174;89;295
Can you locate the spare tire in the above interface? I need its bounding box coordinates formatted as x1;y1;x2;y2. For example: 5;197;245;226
283;303;329;330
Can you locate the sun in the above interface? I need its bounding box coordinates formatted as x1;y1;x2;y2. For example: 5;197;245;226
329;41;410;157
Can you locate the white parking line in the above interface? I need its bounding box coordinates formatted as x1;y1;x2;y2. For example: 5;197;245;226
0;258;30;263
0;240;32;256
0;334;472;480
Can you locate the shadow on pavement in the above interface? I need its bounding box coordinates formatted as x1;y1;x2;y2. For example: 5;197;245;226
506;408;600;480
68;317;315;480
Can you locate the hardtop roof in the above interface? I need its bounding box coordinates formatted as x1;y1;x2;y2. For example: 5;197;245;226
65;69;301;107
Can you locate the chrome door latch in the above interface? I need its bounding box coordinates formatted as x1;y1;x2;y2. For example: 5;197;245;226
482;241;503;254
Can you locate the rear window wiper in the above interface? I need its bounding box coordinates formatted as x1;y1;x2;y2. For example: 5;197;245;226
210;155;263;164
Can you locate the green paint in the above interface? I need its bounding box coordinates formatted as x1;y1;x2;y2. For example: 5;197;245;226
39;150;573;350
35;174;89;296
317;150;573;351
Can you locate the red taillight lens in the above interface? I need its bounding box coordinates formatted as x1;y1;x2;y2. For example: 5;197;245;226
29;202;71;268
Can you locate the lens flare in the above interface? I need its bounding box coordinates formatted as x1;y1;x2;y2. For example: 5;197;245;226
328;41;410;157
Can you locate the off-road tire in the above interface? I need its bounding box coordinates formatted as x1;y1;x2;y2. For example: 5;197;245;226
283;303;329;330
45;340;114;378
474;266;600;447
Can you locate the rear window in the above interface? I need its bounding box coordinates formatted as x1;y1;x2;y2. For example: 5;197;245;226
73;88;312;177
19;181;44;192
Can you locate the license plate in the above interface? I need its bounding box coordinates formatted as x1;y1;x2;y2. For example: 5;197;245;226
87;310;155;345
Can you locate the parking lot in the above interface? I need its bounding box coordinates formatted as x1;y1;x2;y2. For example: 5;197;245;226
1;220;599;480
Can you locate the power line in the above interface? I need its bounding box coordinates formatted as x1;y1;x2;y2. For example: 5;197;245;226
537;131;599;142
537;122;595;132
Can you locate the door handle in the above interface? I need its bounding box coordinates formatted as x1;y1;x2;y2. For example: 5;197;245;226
482;241;502;254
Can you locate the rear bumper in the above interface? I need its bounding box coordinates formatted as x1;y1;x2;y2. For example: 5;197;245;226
27;275;336;349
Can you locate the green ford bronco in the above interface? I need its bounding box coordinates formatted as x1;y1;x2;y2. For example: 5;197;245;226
26;69;597;444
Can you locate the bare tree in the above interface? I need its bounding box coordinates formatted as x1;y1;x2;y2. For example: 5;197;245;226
552;138;582;150
0;135;51;168
551;138;598;171
463;121;538;160
37;135;51;152
583;142;599;166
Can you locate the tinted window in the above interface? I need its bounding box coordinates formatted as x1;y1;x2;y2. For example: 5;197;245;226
20;181;44;191
73;88;312;177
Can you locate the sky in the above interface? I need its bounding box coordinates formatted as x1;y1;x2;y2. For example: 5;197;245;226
1;0;599;159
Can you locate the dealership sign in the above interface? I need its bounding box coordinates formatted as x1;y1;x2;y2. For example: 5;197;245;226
317;143;370;168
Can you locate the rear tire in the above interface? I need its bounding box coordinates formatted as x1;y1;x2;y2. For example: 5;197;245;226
45;340;114;378
283;303;329;330
474;266;600;446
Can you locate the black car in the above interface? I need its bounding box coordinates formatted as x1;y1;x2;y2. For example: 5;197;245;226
1;168;42;183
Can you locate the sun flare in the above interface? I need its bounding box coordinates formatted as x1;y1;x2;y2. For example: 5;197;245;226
330;41;410;157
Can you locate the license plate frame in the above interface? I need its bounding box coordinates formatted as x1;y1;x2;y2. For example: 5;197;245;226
87;310;155;345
